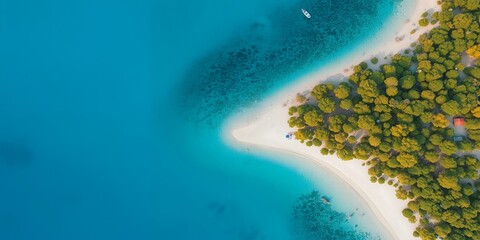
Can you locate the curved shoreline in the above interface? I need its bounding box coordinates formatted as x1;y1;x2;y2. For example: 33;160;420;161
227;132;398;240
224;0;440;239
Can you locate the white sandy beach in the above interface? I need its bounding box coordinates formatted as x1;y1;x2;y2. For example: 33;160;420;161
225;0;441;239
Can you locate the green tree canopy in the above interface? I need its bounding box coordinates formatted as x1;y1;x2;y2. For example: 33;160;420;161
311;83;333;100
434;223;451;238
396;152;418;168
357;79;379;99
432;113;449;128
357;115;376;131
438;171;460;190
400;75;416;90
441;100;460;116
439;140;458;155
453;13;473;29
303;110;324;127
333;82;351;99
318;97;336;113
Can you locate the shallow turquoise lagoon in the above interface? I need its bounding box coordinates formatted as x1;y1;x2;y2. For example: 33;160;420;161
0;0;405;239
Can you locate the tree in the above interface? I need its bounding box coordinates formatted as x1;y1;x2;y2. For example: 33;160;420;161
342;123;355;133
464;0;480;10
368;135;382;147
353;102;371;114
303;110;323;127
457;196;470;208
314;128;330;141
439;140;458;155
464;118;480;130
432;113;449;128
337;147;354;161
467;129;480;141
391;124;410;137
471;106;480;118
406;101;423;115
286;3;480;238
378;142;391;152
379;113;392;122
334;132;348;143
453;13;473;29
466;45;480;58
454;39;468;52
374;104;392;113
407;89;420;100
424;151;440;163
461;184;475;196
400;75;416;90
384;77;398;87
369;71;385;84
288;106;297;116
428;80;444;92
386;86;398;96
441;100;460;116
401;138;422;152
295;93;307;103
318;97;336;113
438;171;460;190
327;114;346;133
431;32;447;45
438;41;454;56
382;64;397;77
339;99;352;110
416;227;436;240
418;60;432;72
402;208;414;218
419;18;429;27
353;143;372;160
435;95;447;104
357;115;375;131
463;67;480;78
357;79;379;98
434;222;452;238
396;187;409;200
397;152;418;168
451;28;464;39
311;83;333;100
445;79;457;89
320;148;329;155
421;90;436;101
294;128;314;142
333;83;351;99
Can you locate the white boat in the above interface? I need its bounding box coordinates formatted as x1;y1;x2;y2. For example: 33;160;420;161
302;9;311;18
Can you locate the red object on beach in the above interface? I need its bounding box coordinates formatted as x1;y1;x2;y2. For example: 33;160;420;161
453;117;465;126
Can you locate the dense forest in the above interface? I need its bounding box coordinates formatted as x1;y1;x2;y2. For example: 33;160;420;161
288;0;480;239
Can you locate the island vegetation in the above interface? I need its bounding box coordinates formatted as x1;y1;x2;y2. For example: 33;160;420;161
288;0;480;239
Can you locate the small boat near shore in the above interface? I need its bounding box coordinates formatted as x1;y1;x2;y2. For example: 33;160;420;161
301;9;311;19
321;196;330;204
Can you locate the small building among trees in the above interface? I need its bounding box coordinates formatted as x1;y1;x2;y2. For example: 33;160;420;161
452;117;466;142
453;117;465;126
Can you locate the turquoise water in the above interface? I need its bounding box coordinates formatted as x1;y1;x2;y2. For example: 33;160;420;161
0;0;404;239
178;0;403;125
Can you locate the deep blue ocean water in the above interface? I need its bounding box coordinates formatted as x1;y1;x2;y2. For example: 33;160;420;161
0;0;406;239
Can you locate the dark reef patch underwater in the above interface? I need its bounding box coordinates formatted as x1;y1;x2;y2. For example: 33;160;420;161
177;0;402;126
291;191;380;240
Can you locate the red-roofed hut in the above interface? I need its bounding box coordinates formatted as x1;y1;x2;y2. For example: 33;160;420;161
453;117;465;126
